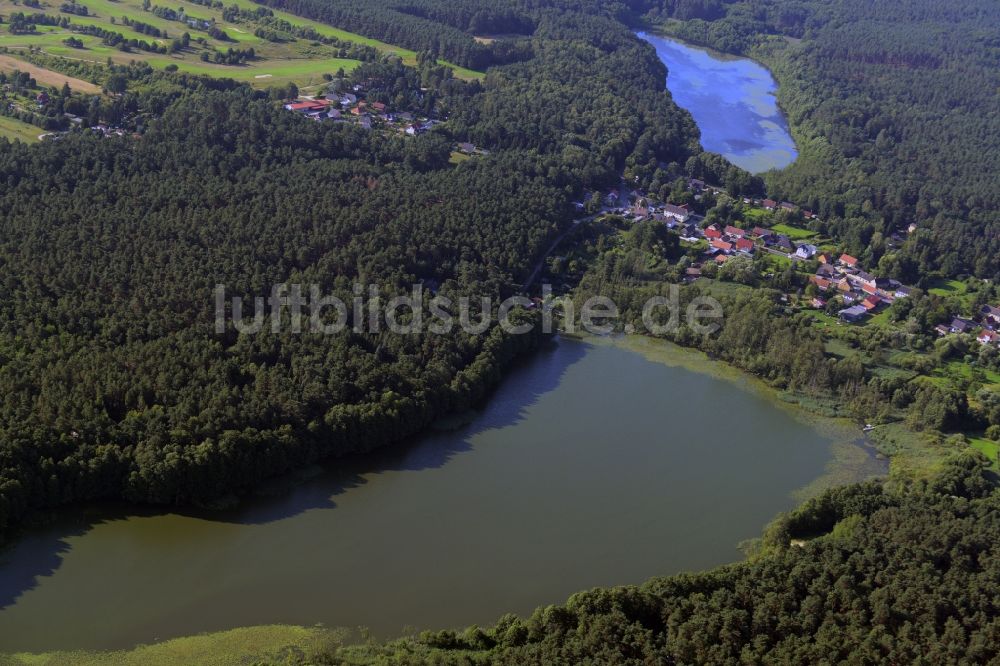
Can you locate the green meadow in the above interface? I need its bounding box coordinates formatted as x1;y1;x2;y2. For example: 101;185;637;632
0;0;482;87
0;114;42;142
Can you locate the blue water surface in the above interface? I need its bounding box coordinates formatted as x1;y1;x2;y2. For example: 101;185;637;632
638;31;797;173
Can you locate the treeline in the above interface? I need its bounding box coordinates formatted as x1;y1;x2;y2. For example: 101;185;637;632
247;0;512;70
643;0;1000;281
280;453;1000;664
200;45;255;64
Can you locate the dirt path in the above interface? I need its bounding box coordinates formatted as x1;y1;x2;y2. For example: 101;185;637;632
0;55;101;94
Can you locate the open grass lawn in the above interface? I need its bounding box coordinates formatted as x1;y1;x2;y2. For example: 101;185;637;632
970;436;1000;468
0;0;483;86
928;278;967;298
0;625;343;666
0;114;42;142
742;207;769;222
760;251;792;269
770;223;816;239
802;308;841;330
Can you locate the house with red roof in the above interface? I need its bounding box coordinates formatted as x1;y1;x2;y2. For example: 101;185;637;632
839;253;858;268
810;276;832;291
724;225;747;238
711;239;734;253
978;330;1000;346
284;100;329;113
762;199;777;210
862;296;881;310
735;238;754;253
704;225;722;240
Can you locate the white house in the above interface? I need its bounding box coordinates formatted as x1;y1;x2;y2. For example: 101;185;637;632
795;243;817;259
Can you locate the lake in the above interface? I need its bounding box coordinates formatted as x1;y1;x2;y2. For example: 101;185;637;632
0;337;880;652
637;31;797;173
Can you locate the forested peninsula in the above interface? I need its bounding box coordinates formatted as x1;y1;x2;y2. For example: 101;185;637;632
0;0;705;537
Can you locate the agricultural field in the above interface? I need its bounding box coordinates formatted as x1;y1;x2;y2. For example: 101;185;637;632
0;0;481;88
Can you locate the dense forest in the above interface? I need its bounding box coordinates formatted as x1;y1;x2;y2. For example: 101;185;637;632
639;0;1000;281
0;1;702;537
311;452;1000;664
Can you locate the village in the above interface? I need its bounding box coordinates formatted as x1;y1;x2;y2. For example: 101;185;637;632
591;180;1000;349
281;87;483;158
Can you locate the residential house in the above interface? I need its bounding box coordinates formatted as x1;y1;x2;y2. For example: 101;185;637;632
795;243;817;259
950;317;975;334
817;253;829;264
724;225;747;238
711;239;734;253
735;238;754;254
849;270;876;288
779;201;797;212
812;297;827;308
774;235;793;252
838;253;858;268
704;225;722;240
458;142;476;153
934;324;951;336
894;286;913;298
688;178;705;191
284;100;328;113
978;330;1000;346
839;305;867;322
714;253;729;264
371;101;387;113
981;305;1000;327
684;266;702;281
862;296;881;311
816;263;839;278
752;226;773;240
810;275;832;291
663;203;690;222
762;199;777;210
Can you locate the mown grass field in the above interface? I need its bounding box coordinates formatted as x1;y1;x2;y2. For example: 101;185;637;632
770;222;816;239
0;114;42;142
0;0;482;87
